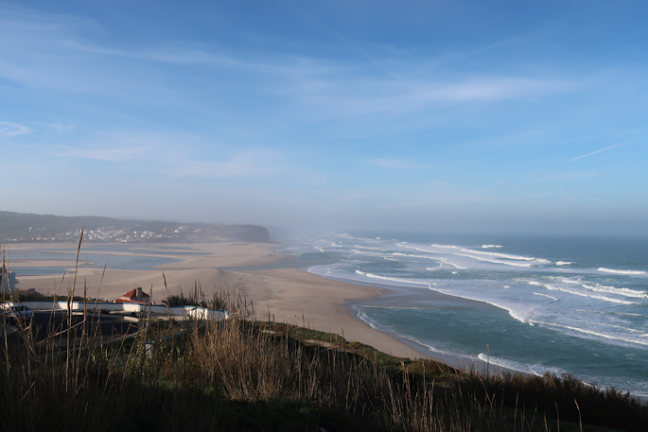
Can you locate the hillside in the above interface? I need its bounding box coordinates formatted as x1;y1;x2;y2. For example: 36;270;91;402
0;211;269;243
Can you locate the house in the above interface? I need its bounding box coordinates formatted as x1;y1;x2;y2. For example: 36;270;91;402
114;287;151;305
1;269;16;294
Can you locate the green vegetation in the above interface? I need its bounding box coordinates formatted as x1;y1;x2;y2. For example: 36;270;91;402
0;210;270;243
2;290;646;432
162;283;229;311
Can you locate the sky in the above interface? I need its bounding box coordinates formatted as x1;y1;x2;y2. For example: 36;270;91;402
1;0;648;235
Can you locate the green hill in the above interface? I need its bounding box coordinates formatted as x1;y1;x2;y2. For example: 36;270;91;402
0;211;270;243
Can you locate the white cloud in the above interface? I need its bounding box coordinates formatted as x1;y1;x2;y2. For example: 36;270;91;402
0;122;31;136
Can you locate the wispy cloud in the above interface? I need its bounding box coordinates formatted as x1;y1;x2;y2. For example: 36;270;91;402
295;76;572;121
0;122;31;136
0;6;574;125
368;159;423;170
453;31;532;63
47;123;75;132
540;171;597;180
569;136;644;162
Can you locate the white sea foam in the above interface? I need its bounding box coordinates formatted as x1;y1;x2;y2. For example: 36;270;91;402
508;309;533;324
481;245;503;249
538;321;648;347
353;306;384;332
453;252;533;267
426;244;546;262
428;244;460;250
533;292;558;301
353;306;445;354
605;324;647;334
581;283;648;299
306;234;648;396
353;245;382;251
390;333;445;354
577;310;646;318
391;252;466;269
541;284;636;305
354;270;431;287
349;249;386;258
477;354;563;376
400;243;551;267
599;267;647;276
560;278;582;284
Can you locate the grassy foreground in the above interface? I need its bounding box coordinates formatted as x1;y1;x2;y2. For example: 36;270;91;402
2;287;648;432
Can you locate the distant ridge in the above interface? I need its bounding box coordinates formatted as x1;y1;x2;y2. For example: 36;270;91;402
0;211;269;243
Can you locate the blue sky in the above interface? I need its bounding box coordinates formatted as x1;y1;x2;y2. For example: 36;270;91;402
1;0;647;234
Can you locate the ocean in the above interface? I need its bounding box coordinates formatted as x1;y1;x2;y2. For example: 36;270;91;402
282;232;648;397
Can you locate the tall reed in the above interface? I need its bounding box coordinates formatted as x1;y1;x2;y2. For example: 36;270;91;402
1;241;647;431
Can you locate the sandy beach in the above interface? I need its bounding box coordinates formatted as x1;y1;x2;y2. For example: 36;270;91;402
10;241;434;361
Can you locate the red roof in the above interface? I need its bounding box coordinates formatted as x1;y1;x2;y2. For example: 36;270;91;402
114;288;151;304
120;288;150;299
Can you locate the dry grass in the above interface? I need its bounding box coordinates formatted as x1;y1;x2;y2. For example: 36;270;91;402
1;236;647;431
2;292;645;432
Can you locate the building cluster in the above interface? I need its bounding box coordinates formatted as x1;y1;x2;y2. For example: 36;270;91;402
6;226;196;243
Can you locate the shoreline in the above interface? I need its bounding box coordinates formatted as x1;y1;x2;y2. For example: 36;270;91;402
8;240;648;404
9;241;528;374
305;269;513;373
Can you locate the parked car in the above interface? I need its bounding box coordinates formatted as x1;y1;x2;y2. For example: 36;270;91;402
2;305;33;320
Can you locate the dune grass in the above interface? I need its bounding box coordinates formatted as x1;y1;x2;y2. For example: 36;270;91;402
2;237;647;431
2;285;647;432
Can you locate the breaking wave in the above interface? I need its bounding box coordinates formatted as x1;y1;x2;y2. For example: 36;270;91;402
599;268;647;276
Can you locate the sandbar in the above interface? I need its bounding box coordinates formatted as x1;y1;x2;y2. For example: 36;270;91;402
10;242;438;362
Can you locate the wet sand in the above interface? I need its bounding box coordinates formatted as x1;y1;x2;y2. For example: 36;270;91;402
12;241;434;361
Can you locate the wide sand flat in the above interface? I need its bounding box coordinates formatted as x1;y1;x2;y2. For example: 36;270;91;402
234;268;432;360
11;241;431;361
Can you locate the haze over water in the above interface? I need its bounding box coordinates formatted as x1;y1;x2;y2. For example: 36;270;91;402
284;233;648;396
3;0;648;399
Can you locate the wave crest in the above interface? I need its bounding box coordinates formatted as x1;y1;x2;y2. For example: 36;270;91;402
599;267;647;276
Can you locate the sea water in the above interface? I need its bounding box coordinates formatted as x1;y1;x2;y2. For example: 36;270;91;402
284;232;648;397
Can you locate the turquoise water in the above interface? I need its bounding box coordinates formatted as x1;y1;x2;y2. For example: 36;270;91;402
7;244;186;275
285;233;648;396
